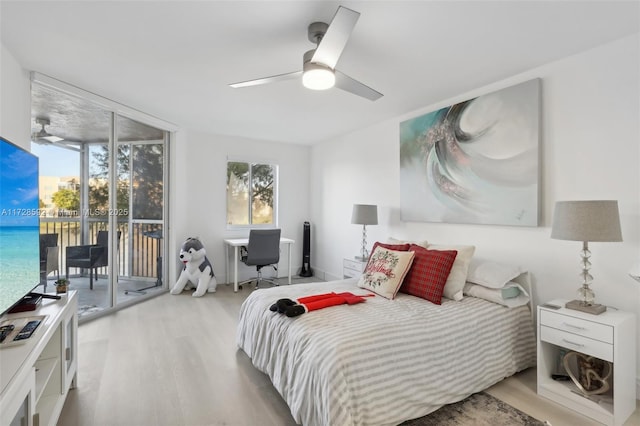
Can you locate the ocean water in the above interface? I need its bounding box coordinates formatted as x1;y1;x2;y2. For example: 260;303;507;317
0;226;40;313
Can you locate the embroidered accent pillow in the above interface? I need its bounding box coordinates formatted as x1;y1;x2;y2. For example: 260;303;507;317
400;245;458;304
358;246;415;299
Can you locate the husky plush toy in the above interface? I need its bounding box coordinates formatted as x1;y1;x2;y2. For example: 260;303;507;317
171;237;217;297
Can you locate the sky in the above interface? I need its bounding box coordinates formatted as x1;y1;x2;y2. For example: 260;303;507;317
0;139;39;226
30;143;80;176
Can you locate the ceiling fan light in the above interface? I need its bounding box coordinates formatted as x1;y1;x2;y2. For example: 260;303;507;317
302;66;335;90
33;117;64;143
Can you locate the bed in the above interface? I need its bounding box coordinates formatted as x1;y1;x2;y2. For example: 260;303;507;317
236;278;536;426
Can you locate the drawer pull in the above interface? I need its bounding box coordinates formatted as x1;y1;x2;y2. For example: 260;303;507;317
562;338;585;348
562;322;587;331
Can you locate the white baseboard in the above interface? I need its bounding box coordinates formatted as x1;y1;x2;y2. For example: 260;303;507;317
323;270;342;282
299;267;341;282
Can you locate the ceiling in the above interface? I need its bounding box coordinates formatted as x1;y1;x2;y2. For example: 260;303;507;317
31;84;165;144
1;1;638;145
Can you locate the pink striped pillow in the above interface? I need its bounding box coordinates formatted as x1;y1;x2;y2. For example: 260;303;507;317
400;245;458;304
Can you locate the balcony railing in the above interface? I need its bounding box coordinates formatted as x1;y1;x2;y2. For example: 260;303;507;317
41;218;162;280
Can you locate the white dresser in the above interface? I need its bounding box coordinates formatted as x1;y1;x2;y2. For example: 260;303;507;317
0;292;78;426
537;299;636;426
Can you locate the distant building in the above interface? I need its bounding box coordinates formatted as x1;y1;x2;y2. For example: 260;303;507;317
39;176;80;216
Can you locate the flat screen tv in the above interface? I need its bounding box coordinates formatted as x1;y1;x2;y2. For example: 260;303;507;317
0;136;40;316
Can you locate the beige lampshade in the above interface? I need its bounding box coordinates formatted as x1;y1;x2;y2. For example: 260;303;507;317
351;204;378;225
551;200;622;242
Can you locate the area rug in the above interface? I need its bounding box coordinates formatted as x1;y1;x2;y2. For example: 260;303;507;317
400;392;545;426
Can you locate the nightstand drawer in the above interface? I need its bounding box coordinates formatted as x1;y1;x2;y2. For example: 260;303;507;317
343;259;366;272
540;310;613;344
540;325;613;361
343;267;362;279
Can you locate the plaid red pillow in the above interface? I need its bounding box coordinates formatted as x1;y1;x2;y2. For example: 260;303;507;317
400;244;458;304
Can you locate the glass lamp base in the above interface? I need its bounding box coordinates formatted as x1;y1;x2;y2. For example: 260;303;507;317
565;299;607;315
354;255;368;262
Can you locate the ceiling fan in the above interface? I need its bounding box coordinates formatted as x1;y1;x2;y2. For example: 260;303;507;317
229;6;383;101
32;117;64;144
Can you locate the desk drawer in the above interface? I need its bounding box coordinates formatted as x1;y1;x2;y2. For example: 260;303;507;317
540;325;613;361
540;310;613;344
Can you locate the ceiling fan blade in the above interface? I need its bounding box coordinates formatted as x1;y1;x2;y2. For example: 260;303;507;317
229;71;302;88
335;71;383;101
311;6;359;69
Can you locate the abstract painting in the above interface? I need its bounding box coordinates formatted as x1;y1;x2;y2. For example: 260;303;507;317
399;79;540;226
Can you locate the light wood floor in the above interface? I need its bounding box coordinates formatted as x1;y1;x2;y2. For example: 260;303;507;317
59;281;640;426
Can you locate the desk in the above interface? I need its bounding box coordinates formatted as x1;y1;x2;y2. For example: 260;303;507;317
224;237;295;292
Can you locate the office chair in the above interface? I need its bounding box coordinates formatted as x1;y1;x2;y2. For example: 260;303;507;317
239;229;281;289
40;233;60;290
66;230;120;289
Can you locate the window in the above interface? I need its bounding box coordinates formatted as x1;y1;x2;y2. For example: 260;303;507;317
226;160;278;226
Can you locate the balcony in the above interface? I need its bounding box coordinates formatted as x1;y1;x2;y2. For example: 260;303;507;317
41;217;164;318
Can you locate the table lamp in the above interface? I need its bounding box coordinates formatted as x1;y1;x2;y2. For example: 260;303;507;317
351;204;378;261
551;200;622;315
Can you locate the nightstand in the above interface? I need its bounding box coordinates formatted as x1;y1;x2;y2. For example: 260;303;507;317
537;299;636;426
343;258;367;278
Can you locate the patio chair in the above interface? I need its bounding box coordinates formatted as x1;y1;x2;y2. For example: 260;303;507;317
66;230;120;290
40;233;60;290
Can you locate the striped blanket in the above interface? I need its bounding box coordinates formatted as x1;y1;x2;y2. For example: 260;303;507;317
237;279;536;426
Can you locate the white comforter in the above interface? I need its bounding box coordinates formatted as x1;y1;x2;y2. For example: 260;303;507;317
237;279;536;426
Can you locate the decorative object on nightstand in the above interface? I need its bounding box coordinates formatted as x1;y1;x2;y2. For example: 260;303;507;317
562;351;612;396
351;204;378;261
628;260;640;283
550;200;622;315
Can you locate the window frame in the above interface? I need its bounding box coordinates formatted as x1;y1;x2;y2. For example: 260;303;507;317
225;157;279;230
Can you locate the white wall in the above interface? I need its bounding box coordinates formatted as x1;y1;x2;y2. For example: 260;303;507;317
169;129;310;286
0;43;30;147
310;34;640;372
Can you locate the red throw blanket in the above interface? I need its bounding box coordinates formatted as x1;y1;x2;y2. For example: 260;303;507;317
270;292;375;317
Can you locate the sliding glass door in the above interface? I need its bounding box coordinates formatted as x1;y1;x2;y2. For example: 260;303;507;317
31;78;171;320
115;115;166;302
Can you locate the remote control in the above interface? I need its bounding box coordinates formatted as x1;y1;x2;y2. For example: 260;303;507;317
0;324;15;343
13;320;42;341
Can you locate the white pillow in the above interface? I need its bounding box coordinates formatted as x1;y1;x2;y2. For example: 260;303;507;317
427;243;475;301
388;237;429;248
463;281;530;308
467;259;523;289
